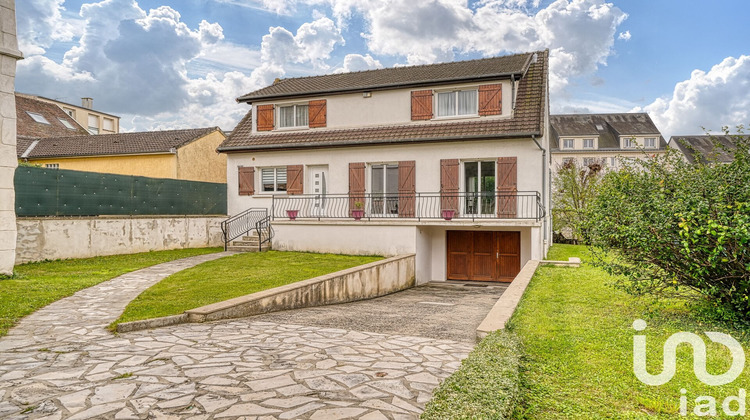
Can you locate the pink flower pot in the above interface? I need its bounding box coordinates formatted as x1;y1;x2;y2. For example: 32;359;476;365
352;209;365;220
286;210;299;220
442;209;456;220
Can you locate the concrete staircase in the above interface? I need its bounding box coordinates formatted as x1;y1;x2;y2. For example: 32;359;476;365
227;231;271;252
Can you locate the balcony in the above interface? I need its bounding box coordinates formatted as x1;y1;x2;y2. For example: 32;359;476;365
271;191;544;222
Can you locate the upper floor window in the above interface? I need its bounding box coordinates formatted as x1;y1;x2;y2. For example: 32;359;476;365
27;112;50;124
88;114;99;134
562;139;574;150
623;138;636;149
103;118;115;132
261;167;287;192
279;104;308;128
437;90;477;117
371;163;399;215
583;138;594;149
464;160;496;215
63;108;75;118
58;118;76;130
644;137;656;148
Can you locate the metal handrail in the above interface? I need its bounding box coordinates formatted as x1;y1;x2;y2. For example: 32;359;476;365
255;215;274;252
271;191;545;222
221;207;269;251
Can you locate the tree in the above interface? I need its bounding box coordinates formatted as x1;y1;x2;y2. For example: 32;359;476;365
582;127;750;324
552;160;602;244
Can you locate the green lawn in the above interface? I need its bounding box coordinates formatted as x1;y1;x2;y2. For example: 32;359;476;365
0;248;221;337
114;251;382;326
511;245;750;419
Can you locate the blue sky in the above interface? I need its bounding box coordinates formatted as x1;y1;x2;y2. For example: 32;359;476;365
15;0;750;138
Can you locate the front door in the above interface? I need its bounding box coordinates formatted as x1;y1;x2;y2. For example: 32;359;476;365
309;166;328;216
446;230;521;282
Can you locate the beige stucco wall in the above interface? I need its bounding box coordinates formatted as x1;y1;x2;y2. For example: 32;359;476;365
272;222;417;257
15;216;225;264
551;149;666;171
33;97;120;134
250;80;515;133
29;153;178;179
176;130;227;183
0;1;21;275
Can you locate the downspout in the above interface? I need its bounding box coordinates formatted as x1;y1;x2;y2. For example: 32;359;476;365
531;135;548;245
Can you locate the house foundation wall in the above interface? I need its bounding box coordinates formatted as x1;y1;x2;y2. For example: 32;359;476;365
15;216;225;264
271;222;417;256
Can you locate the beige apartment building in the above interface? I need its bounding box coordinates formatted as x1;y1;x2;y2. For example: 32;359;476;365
22;94;120;135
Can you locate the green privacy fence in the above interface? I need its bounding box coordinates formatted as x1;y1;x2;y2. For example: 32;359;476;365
15;167;227;217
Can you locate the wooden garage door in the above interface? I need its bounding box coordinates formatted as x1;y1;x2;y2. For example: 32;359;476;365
447;231;521;282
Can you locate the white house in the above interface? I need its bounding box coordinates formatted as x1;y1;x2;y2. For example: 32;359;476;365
219;50;551;284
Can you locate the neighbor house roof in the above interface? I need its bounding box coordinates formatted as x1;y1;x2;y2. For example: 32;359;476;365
550;113;665;150
16;93;90;139
238;52;534;103
670;135;745;164
18;127;223;159
220;50;548;152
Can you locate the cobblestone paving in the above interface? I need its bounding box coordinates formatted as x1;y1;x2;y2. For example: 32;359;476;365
0;255;474;419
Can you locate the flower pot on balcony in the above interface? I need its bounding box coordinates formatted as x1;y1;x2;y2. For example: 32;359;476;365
352;209;365;221
442;209;456;221
286;210;299;220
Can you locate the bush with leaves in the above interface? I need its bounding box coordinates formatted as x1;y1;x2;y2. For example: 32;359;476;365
552;160;602;243
582;128;750;324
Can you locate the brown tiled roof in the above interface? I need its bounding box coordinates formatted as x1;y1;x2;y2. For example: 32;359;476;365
238;52;533;102
21;127;223;159
550;113;665;150
670;135;745;164
220;50;548;152
16;93;90;138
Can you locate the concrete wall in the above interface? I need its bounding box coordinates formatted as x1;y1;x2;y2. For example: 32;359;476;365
272;222;417;256
184;254;416;323
176;130;227;183
15;216;225;264
0;2;21;275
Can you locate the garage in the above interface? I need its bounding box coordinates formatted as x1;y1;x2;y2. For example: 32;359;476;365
446;230;521;282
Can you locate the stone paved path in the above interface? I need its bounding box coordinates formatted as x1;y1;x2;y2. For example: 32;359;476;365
0;254;475;419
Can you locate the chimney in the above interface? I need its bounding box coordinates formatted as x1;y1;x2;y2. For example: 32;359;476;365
81;97;93;109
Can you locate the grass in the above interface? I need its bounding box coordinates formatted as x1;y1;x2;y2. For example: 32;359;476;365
113;251;382;326
510;244;750;419
422;330;522;420
0;248;221;337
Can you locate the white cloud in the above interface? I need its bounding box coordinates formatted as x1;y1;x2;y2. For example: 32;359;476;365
618;30;631;41
17;0;83;55
642;55;750;139
334;54;383;73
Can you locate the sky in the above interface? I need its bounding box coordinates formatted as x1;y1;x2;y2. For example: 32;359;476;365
15;0;750;139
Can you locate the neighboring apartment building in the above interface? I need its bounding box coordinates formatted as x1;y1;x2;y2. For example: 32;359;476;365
17;128;228;183
669;135;746;164
16;93;90;143
550;113;665;170
20;93;120;134
219;50;551;284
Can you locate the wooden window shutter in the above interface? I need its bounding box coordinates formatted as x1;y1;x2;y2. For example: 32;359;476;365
238;166;255;196
398;161;416;218
286;165;303;195
308;100;327;128
478;84;502;116
349;162;366;216
256;104;274;131
497;157;517;218
411;90;433;121
440;159;459;212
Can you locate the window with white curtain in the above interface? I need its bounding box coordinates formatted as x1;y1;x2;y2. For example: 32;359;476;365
437;89;478;117
261;168;287;192
644;137;656;148
278;104;308;128
88;114;99;134
623;138;636;148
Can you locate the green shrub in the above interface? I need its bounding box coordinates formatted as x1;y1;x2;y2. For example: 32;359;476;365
421;330;521;420
582;128;750;325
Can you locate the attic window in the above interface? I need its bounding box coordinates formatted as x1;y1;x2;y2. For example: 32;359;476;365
595;124;604;130
58;118;76;129
27;112;50;125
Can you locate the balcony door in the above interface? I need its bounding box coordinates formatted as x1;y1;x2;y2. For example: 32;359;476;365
463;161;496;216
371;164;399;216
447;230;521;282
309;166;328;216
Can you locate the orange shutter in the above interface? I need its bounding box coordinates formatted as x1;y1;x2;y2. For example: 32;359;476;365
308;100;327;128
411;90;433;121
349;162;366;216
479;84;502;116
398;161;416;217
238;166;255;196
256;104;274;131
440;159;459;212
286;165;303;195
497;157;517;218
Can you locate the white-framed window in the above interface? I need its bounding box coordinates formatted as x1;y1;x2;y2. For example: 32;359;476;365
562;139;574;150
103;118;115;132
45;163;59;169
370;163;399;215
278;104;308;128
610;157;617;167
623;138;636;149
58;118;76;130
563;157;576;166
583;157;596;167
27;111;50;124
261;167;287;192
88;114;99;134
583;138;595;149
63;108;75;118
437;89;478;117
644;137;656;148
463;160;496;215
